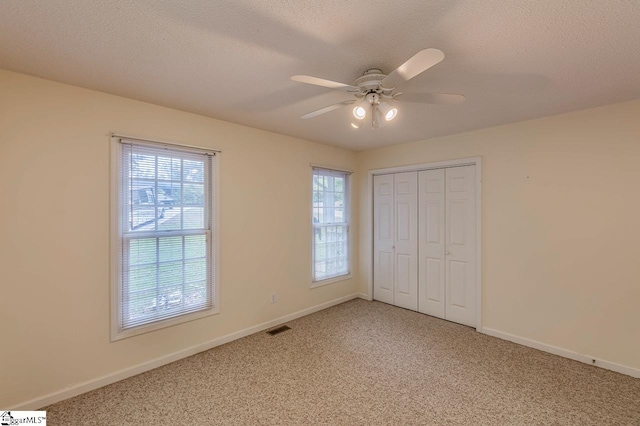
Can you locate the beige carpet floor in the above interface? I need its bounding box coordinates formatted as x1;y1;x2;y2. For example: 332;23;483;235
44;299;640;425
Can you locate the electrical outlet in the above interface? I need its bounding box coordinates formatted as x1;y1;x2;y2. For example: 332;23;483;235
270;293;277;304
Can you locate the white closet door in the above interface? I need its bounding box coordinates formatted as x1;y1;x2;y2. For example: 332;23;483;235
393;172;418;310
373;174;394;305
418;169;445;318
445;165;477;327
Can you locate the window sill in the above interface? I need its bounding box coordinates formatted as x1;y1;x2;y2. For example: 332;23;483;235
111;305;220;341
311;273;352;289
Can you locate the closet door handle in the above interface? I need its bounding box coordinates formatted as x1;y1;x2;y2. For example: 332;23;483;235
445;250;450;256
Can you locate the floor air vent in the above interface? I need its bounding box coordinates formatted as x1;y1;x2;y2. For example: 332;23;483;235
267;325;291;336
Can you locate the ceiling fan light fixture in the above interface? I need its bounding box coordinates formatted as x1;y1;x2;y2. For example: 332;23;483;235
353;105;367;120
378;102;398;121
385;108;398;121
291;48;464;130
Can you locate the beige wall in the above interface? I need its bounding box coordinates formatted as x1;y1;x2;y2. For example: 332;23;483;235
357;100;640;371
2;69;639;408
0;70;358;407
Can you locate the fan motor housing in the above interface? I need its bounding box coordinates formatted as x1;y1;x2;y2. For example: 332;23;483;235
355;68;386;91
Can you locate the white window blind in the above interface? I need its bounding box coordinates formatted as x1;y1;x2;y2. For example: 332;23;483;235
312;167;350;282
114;139;217;335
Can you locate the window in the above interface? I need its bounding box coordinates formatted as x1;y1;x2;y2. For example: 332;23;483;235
111;137;219;340
312;167;351;284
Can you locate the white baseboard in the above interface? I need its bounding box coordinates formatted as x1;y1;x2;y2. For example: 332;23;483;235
12;293;360;411
356;292;372;301
482;327;640;379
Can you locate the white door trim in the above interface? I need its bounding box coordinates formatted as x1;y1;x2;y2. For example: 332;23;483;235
367;157;482;332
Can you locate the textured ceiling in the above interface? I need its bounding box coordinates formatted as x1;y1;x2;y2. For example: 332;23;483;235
1;0;639;150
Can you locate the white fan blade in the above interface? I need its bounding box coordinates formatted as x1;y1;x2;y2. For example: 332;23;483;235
300;100;355;119
381;49;445;89
396;92;466;105
291;75;360;92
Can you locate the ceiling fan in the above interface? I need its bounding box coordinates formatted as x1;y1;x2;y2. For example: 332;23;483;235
291;48;465;129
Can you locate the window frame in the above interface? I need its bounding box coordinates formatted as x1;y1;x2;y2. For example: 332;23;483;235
110;136;220;341
310;166;352;288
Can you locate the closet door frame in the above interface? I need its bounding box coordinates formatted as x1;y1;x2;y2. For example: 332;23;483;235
367;157;482;332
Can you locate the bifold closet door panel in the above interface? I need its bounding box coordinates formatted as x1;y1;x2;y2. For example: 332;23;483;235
393;172;418;311
445;165;477;327
418;169;446;318
373;174;394;305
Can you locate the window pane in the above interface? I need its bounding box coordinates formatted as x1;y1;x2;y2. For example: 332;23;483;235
334;192;343;207
334;177;343;191
158;183;181;205
185;259;206;283
128;153;206;233
184;207;205;229
157;156;181;181
118;141;215;334
155;287;184;311
129;182;206;231
133;206;203;232
130;238;156;265
185;235;206;259
129;264;156;293
315;242;326;261
183;183;204;206
123;230;211;327
128;289;157;319
158;261;182;287
159;237;182;262
130;180;161;230
312;169;349;282
184;160;204;182
131;154;155;179
185;282;207;307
